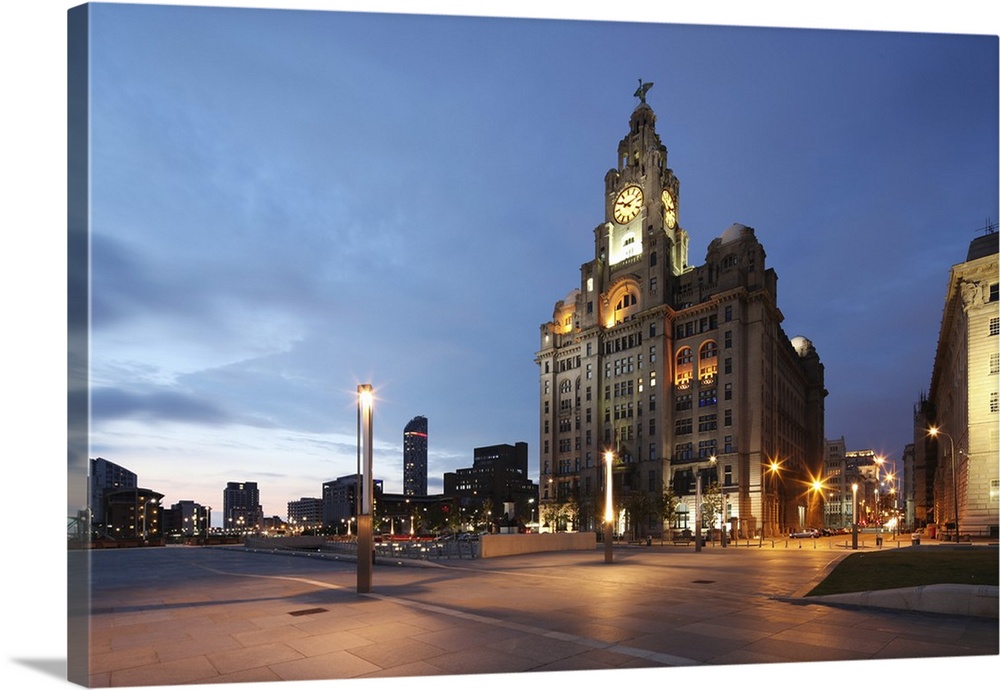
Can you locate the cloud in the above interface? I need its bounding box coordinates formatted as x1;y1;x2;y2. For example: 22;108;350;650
91;386;237;426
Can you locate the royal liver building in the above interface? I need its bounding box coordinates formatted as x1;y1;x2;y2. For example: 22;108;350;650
536;85;826;539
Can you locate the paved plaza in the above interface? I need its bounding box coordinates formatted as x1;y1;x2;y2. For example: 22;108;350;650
72;541;997;687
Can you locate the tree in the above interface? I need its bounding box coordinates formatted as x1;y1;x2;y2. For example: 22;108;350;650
477;498;495;533
623;489;655;541
657;485;679;543
701;481;723;541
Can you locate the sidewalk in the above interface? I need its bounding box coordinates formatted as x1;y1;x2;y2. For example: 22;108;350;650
74;544;998;687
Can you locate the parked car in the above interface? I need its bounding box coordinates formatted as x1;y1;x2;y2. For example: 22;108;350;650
789;528;820;538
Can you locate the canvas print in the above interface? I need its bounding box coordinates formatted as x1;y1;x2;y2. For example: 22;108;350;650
65;2;998;689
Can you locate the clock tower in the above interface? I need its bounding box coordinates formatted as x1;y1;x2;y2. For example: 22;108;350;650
536;83;825;540
536;83;687;529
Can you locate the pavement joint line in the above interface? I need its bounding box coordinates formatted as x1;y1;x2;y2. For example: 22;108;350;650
193;560;704;668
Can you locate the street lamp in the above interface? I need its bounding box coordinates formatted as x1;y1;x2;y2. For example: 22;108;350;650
760;459;781;544
873;456;885;547
709;456;729;548
357;383;375;593
928;426;960;542
851;482;858;550
604;450;614;563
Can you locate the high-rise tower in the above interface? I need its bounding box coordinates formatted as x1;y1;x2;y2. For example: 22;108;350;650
403;415;428;496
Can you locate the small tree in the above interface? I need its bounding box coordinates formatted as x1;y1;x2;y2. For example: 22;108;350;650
623;490;655;541
657;485;679;543
539;501;561;532
701;481;723;540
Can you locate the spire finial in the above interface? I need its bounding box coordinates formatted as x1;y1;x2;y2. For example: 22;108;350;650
634;79;653;104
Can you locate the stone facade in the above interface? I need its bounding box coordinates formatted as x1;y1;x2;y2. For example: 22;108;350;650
536;95;825;540
923;231;999;537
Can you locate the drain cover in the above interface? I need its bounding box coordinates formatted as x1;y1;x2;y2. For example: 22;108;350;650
288;607;328;617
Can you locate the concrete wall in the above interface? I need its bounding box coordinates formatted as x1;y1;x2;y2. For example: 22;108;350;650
479;532;596;559
243;535;326;550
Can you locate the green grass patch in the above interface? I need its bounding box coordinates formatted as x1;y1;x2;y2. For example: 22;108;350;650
806;548;998;597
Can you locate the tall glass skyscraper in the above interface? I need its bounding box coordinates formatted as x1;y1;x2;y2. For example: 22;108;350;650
403;416;428;496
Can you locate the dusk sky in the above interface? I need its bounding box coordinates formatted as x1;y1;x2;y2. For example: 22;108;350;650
3;2;998;690
78;3;998;525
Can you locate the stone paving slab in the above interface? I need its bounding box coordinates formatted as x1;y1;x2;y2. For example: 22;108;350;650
68;544;998;688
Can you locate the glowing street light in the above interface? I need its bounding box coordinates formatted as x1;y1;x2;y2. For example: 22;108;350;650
874;455;885;547
928;426;960;542
851;482;859;550
760;459;781;545
357;383;375;593
604;450;614;563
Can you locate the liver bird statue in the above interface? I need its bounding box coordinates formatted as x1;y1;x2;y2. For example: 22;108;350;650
634;79;653;104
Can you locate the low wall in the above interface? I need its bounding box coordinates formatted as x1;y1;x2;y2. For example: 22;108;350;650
479;532;596;559
243;535;327;550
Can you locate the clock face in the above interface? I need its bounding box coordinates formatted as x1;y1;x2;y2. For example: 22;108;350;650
662;189;677;229
613;185;643;224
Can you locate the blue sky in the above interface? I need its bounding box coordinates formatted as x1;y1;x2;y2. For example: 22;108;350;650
2;3;997;690
77;3;998;524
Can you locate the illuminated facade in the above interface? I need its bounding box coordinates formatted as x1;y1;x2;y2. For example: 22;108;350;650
403;415;428;496
536;89;825;538
918;230;999;537
222;481;262;533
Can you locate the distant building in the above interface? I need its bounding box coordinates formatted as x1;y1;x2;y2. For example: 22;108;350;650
901;442;915;529
822;438;851;529
287;497;323;531
823;444;898;530
536;93;825;539
262;515;288;533
444;442;539;528
403;415;428;496
103;487;164;540
161;500;210;537
222;481;262;533
89;457;137;528
322;475;384;533
916;229;999;537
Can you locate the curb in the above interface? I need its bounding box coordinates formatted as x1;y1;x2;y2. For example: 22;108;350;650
800;584;999;619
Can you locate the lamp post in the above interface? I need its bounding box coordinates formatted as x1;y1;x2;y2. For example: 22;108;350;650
710;455;726;548
760;459;780;545
929;426;960;542
357;383;374;593
851;482;858;550
604;451;614;563
695;472;703;553
874;456;885;547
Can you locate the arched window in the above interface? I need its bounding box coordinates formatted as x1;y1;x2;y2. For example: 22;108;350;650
675;347;693;389
616;292;637;310
611;290;640;325
699;340;718;384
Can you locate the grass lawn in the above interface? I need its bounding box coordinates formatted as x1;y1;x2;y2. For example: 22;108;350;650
806;547;998;597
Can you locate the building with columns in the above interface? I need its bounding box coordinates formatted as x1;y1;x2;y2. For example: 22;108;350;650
916;229;998;538
536;86;825;539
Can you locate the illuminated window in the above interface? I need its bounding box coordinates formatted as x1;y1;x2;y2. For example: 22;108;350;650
699;340;718;383
675;347;694;388
616;292;637;310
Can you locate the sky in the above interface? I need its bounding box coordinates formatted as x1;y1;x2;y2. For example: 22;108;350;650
74;2;999;525
2;3;997;690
